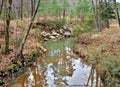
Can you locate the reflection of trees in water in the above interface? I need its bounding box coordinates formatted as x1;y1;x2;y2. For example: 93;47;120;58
35;61;46;86
24;63;46;87
52;47;74;86
25;50;74;87
18;46;104;87
86;66;103;87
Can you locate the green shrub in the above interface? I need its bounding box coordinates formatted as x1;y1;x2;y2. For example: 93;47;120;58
72;17;98;37
69;12;75;19
105;66;120;87
73;24;84;36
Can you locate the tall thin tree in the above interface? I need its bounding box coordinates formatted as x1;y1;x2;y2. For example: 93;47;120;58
105;0;109;28
91;0;101;31
31;0;35;17
0;0;4;16
5;0;12;55
20;0;23;20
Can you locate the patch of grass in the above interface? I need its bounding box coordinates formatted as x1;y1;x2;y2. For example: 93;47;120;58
86;44;120;86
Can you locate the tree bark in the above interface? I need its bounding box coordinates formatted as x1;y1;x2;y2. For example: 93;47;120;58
0;0;4;16
31;0;35;17
20;0;23;20
113;0;120;27
18;0;41;60
105;0;109;28
5;0;12;55
91;0;101;31
63;0;66;18
63;9;65;18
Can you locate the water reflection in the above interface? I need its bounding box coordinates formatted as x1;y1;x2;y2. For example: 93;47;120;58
65;59;91;86
7;38;101;87
24;68;35;87
45;63;55;87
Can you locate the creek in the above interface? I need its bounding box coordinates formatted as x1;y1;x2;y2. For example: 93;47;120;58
7;38;100;87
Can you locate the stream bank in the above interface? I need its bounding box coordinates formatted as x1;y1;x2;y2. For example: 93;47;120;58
74;27;120;86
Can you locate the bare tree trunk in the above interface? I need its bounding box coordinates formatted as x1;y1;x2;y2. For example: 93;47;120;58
113;0;120;27
31;0;35;17
18;0;41;61
91;0;101;32
0;0;4;16
5;0;12;55
105;0;109;28
20;0;23;20
63;9;65;18
63;0;66;18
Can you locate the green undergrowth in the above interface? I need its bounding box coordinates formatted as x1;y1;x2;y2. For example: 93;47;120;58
85;44;120;86
72;18;97;37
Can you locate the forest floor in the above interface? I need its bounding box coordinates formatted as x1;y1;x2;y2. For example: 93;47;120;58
74;25;120;85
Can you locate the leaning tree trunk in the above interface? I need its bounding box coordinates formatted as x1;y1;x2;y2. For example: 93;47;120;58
18;0;41;61
5;0;12;55
113;0;120;27
0;0;4;16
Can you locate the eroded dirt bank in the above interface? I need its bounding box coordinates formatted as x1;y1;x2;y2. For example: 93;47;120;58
74;26;120;86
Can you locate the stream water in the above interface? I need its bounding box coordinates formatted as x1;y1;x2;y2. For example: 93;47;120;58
7;38;100;87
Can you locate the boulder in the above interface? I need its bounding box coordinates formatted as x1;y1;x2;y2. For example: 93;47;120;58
59;29;64;34
44;38;49;41
63;26;67;30
48;35;56;39
41;31;50;37
52;30;59;36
